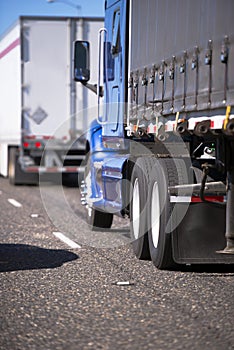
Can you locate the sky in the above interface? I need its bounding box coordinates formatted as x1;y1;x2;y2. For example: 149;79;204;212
0;0;105;37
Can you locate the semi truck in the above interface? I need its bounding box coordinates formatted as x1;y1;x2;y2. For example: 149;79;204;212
0;16;103;185
74;0;234;269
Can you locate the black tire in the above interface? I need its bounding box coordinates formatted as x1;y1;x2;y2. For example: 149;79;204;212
8;147;38;186
9;147;21;185
130;157;155;260
84;155;113;230
62;173;79;187
147;158;188;269
87;205;113;230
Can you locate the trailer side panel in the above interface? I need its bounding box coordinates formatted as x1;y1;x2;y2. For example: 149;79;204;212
129;0;234;117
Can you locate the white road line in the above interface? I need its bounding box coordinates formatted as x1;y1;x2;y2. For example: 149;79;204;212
8;198;22;208
53;232;81;249
31;214;39;218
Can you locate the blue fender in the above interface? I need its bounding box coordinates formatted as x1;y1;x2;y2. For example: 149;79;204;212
102;156;129;214
85;120;129;214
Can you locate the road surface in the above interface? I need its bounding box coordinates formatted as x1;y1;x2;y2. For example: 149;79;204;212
0;176;233;350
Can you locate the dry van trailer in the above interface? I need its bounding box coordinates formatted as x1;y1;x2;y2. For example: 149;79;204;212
0;16;103;184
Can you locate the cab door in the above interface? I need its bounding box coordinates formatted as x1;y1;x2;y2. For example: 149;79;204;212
101;1;126;140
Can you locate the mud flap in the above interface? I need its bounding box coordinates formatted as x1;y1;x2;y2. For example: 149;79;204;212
172;202;234;264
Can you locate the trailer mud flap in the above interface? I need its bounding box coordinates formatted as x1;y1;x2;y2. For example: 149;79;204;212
172;202;234;264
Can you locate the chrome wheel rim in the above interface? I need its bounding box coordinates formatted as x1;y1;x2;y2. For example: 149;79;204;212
151;181;160;248
132;178;140;239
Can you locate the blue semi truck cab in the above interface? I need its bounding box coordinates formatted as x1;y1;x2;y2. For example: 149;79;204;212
74;0;234;269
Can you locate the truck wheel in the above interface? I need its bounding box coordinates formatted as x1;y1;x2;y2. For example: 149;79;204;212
148;159;186;269
8;147;38;186
62;173;79;187
8;147;23;185
84;156;113;230
130;157;154;260
87;205;113;230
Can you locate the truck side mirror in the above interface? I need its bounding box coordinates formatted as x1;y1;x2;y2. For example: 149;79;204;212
74;41;90;82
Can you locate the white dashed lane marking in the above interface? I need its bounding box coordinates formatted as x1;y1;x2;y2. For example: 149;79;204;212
53;232;81;249
8;198;22;208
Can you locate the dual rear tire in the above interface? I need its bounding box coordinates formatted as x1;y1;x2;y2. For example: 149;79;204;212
147;159;175;269
130;157;153;260
130;157;186;269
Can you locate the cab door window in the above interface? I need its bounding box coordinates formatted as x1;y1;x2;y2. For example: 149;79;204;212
111;10;120;55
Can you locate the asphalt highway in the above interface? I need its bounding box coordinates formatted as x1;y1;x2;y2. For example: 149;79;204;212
0;176;233;350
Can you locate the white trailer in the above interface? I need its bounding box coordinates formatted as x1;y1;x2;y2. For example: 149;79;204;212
0;16;103;184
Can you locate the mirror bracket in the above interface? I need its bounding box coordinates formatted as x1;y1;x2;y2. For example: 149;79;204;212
81;82;104;97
